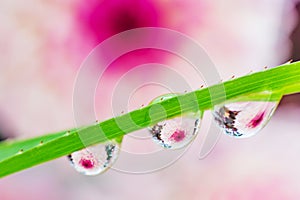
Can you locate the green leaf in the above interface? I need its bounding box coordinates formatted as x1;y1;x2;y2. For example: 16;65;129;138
0;61;299;178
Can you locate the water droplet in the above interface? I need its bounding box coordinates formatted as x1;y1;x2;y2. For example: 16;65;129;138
68;139;121;176
149;94;202;149
212;98;279;138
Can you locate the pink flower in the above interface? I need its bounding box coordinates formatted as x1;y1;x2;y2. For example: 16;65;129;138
69;0;206;73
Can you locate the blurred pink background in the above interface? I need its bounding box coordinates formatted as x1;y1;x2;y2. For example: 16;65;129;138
1;0;300;199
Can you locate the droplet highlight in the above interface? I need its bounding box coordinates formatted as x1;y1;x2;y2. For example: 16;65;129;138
149;94;202;149
68;140;121;176
212;100;279;138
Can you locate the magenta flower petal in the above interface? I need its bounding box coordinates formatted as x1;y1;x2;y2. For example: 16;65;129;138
77;0;161;43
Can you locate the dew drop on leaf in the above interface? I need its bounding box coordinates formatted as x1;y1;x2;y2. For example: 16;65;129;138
68;139;121;176
148;94;202;149
212;100;279;138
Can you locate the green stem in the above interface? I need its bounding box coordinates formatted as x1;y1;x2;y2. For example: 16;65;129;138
0;62;299;178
